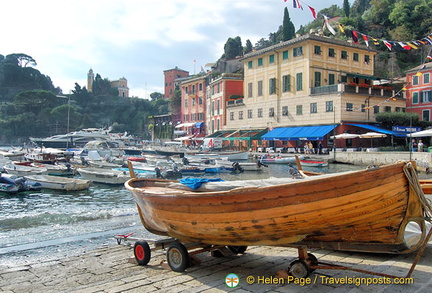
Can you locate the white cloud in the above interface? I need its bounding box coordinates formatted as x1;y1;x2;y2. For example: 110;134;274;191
1;0;349;99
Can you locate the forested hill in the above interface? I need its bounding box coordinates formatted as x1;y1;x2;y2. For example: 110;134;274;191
0;53;170;144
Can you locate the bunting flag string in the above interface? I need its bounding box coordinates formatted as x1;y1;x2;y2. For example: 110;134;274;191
282;0;432;54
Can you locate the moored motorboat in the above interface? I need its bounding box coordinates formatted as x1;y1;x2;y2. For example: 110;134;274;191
259;155;304;164
77;167;131;185
24;174;92;191
0;173;42;193
125;161;431;256
299;159;329;167
3;164;48;176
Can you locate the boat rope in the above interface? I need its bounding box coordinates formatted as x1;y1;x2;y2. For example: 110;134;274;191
403;162;432;220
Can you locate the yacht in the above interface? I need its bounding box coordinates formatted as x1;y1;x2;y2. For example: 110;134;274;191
30;128;131;149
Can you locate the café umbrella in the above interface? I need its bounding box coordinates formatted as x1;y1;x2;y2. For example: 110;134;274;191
359;132;387;147
330;133;360;139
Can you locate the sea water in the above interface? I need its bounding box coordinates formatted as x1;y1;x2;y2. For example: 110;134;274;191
0;163;363;268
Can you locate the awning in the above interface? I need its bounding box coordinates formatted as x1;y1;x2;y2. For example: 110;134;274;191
195;122;204;128
346;124;405;137
175;122;196;128
262;125;337;141
223;128;268;141
174;136;193;141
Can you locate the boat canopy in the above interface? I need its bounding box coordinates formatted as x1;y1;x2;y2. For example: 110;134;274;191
261;125;337;141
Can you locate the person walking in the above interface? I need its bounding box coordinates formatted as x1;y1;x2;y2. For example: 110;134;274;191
418;140;424;152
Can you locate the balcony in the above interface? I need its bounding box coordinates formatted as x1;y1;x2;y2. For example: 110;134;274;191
311;83;395;98
226;98;244;107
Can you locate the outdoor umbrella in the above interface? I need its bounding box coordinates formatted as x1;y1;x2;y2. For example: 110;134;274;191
330;133;360;139
359;132;387;147
407;129;432;137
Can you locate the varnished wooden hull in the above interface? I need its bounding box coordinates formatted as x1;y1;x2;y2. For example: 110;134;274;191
125;162;428;254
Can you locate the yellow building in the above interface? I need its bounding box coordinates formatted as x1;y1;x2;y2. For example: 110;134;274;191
226;33;405;136
87;69;129;98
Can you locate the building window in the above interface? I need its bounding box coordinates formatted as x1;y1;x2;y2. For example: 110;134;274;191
424;73;430;84
364;55;370;64
282;75;291;92
269;107;275;117
184;99;188;107
310;103;317;113
192;85;195;94
282;50;288;60
192;98;195;106
329;48;335;57
296;72;303;91
239;111;243;120
314;45;321;55
184;114;189;121
248;109;253;118
248;61;253;69
329;73;335;85
211;101;214;115
217;100;220;114
422;91;431;103
248;82;253;97
293;46;303;57
230;112;234;120
395;107;402;112
373;106;379;114
198;113;204;120
314;72;321;87
282;106;288;116
199;83;202;91
423;110;430;121
384;106;391;112
269;54;275;63
341;51;348;59
199;97;203;104
413;75;419;85
353;53;359;61
258;58;263;66
346;103;353;111
413;92;419;104
296;105;302;115
326;101;333;112
258;80;263;96
257;108;263;117
269;78;276;94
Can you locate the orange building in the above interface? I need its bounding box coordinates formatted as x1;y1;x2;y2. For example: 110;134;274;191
406;62;432;121
163;67;189;99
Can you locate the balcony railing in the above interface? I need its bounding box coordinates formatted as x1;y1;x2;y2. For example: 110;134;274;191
311;83;395;98
226;98;244;107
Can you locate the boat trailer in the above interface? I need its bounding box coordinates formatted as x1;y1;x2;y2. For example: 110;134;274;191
114;233;247;272
115;227;432;278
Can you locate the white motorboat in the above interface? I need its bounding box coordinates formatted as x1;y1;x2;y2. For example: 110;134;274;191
30;162;75;176
3;164;48;176
24;175;92;191
77;167;131;185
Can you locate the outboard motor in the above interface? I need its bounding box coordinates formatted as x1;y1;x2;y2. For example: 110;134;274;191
155;167;164;179
182;157;190;165
232;162;244;173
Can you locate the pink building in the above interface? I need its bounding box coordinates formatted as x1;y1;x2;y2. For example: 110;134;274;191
406;62;432;121
163;67;189;99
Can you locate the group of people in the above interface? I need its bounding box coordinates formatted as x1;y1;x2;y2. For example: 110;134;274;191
411;139;425;152
304;141;324;154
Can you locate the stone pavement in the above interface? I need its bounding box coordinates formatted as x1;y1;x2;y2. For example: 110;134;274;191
1;239;431;293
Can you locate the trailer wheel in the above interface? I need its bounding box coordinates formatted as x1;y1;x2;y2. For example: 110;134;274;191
288;259;309;278
167;242;190;272
306;253;318;272
227;246;248;254
134;241;151;266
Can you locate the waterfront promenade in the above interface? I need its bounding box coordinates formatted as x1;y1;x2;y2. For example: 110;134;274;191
1;236;431;292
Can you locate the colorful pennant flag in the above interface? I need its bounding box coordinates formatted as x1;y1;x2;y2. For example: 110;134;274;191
362;34;370;51
338;23;345;34
383;40;392;51
351;30;359;44
398;42;411;50
407;42;419;49
293;0;302;9
307;5;316;19
323;15;336;35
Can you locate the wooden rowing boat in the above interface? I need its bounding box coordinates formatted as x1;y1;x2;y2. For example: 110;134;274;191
125;161;431;255
299;159;329;167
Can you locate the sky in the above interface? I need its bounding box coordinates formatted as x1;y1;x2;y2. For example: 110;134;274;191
1;0;352;99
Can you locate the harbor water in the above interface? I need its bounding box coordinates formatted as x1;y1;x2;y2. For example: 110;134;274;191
0;162;363;268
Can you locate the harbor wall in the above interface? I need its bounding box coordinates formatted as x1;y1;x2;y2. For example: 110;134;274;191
329;151;432;172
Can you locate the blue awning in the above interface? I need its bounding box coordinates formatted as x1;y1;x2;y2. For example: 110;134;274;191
195;122;204;128
346;124;405;137
261;125;337;141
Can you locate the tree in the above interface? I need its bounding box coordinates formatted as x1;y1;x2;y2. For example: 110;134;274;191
343;0;350;17
244;39;253;54
150;92;163;101
282;7;295;41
